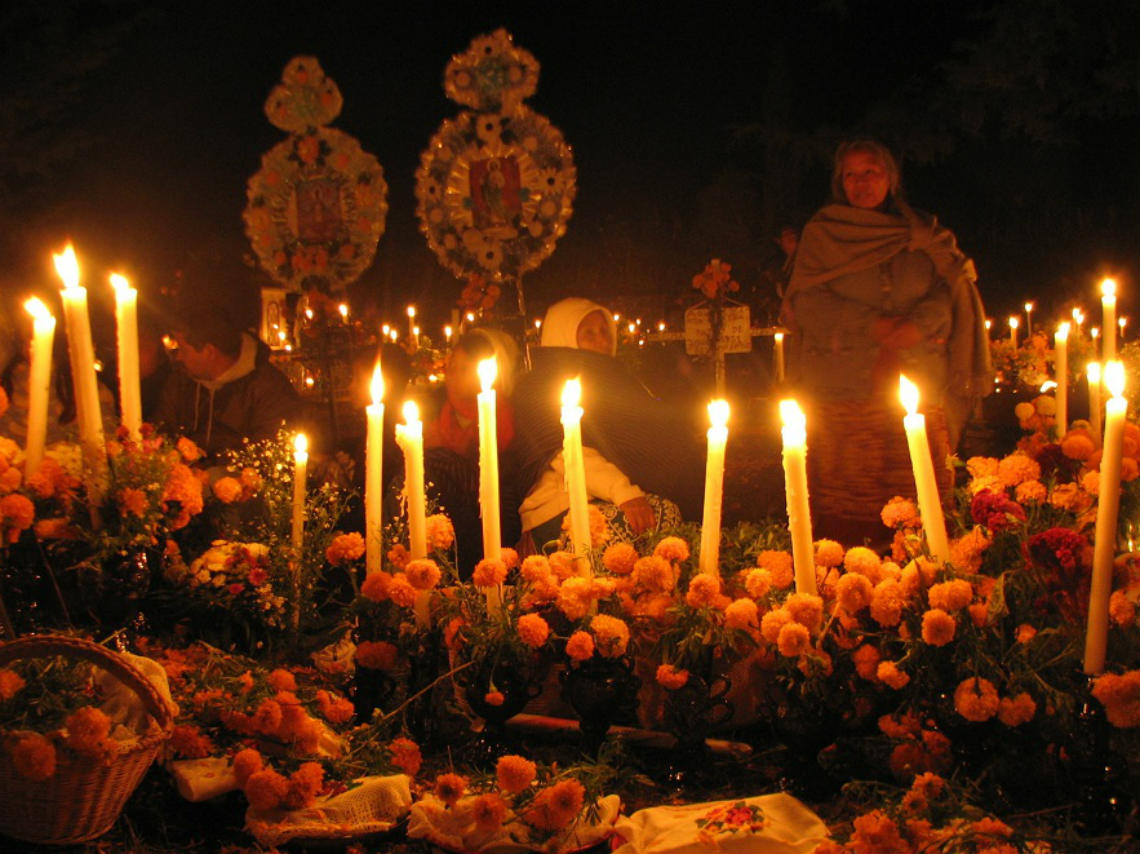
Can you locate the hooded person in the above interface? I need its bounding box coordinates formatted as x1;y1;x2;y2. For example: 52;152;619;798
154;265;300;458
512;297;703;551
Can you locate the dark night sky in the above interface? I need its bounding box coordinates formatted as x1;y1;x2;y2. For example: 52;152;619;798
2;0;1137;329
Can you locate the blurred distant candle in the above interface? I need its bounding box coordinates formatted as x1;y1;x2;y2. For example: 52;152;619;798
444;324;453;347
1072;307;1084;333
477;358;503;614
365;364;385;574
984;318;992;336
1055;323;1070;438
1118;316;1127;342
1087;362;1103;441
1101;278;1117;361
1084;361;1127;675
338;303;349;324
779;399;817;594
561;378;592;572
1024;301;1034;337
53;244;106;492
292;433;308;552
899;376;951;564
1008;316;1018;348
110;273;142;441
23;297;56;477
774;331;786;383
406;305;416;342
382;323;390;339
396;401;429;626
699;400;730;578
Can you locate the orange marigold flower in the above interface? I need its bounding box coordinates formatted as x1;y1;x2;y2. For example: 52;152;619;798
815;540;845;568
967;456;1000;478
473;557;507;587
471;792;509;831
176;436;203;462
1016;623;1037;644
954;677;1000;722
881;496;920;529
971;816;1014;839
877;661;911;689
777;621;811;657
654;536;690;563
1015;480;1047;503
361;571;392;602
64;706;112;756
268;668;297;692
211;476;243;503
836;571;874;615
998;692;1037;727
921;609;957;647
517;613;551;648
523;778;585;831
633;555;677;593
239;467;262;492
968;602;990;628
500;547;520;569
1061;432;1095;461
117;487;148;518
496;754;537;794
548;551;578;580
387;543;410;570
1;493;36;537
685;573;721;608
315;689;354;725
389;737;423;777
655;664;690;690
232;748;263;787
250;699;283;734
853;644;881;681
387;573;418;608
326;532;365;566
425;513;455;551
879;711;922;739
844;546;882;582
870;579;904;627
724;598;759;633
927;579;973;611
9;732;57;781
602;543;638;575
997;453;1041;487
590;613;630;658
744;567;772;599
1091;671;1140;728
355;640;399;670
1109;591;1136;627
169;723;213;759
760;607;792;644
757;549;795;587
0;669;26;701
784;592;824;632
433;772;467;807
283;761;324;810
565;630;595;662
850;809;907;854
244;767;289;811
520;555;554;582
404;558;441;590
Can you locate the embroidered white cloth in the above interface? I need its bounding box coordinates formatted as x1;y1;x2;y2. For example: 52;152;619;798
407;792;622;854
246;773;413;847
608;793;828;854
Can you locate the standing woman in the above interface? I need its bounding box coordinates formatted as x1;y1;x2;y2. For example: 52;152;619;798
782;139;991;546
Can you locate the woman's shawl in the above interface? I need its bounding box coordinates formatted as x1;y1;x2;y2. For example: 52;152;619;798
511;347;704;519
784;202;993;427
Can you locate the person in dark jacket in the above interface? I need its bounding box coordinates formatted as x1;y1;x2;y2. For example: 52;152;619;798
155;267;300;457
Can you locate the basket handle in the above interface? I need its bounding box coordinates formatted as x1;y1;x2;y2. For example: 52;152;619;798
0;635;174;733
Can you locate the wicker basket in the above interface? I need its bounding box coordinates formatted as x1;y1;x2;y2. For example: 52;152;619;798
0;635;175;845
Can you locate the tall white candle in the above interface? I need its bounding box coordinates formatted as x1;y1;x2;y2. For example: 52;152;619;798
1086;362;1102;442
1055;323;1070;439
779;399;817;595
560;378;592;572
291;432;308;633
1101;278;1117;362
53;244;106;501
773;332;785;383
699;400;730;578
23;298;56;477
396;401;429;625
365;363;385;574
109;273;142;441
1008;316;1019;348
1084;361;1127;674
477;357;503;614
899;376;951;565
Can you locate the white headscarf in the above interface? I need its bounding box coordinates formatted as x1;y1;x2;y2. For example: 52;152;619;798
539;298;617;355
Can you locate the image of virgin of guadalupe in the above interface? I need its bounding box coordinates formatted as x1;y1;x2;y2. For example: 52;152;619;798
470;156;522;232
295;177;343;244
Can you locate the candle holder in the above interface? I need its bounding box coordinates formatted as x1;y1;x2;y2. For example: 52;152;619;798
459;653;543;768
660;660;733;790
559;654;641;757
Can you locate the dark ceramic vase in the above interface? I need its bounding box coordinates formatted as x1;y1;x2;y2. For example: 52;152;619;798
560;655;641;756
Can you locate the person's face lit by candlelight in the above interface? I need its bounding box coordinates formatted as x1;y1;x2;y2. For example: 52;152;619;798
576;309;614;355
841;151;891;210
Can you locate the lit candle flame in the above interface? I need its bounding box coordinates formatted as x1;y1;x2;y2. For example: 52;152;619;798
338;303;348;319
657;321;666;332
1056;321;1070;342
1009;316;1019;330
389;329;398;343
1105;360;1125;398
1024;301;1034;313
1101;278;1117;299
1087;362;1102;384
444;324;453;340
774;331;785;343
1040;380;1057;392
407;305;416;319
562;377;581;409
899;375;920;415
382;323;390;336
53;243;80;290
294;433;308;456
402;400;420;424
778;399;805;431
370;363;385;404
109;272;132;294
985;319;992;331
24;297;53;321
708;399;730;429
477;357;497;393
534;318;542;329
465;312;475;322
1091;327;1100;340
628;322;636;334
412;325;420;336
